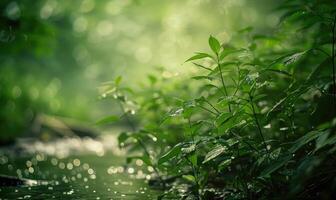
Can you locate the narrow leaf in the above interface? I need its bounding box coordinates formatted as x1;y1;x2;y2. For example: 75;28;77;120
203;145;227;163
182;175;196;183
289;130;327;153
260;155;292;177
158;143;182;165
209;35;221;54
96;115;119;125
185;52;213;62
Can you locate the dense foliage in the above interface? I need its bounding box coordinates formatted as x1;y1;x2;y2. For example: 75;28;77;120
99;0;336;199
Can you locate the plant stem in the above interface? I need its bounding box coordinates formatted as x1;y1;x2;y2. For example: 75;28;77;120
118;101;136;131
117;100;162;179
332;14;336;114
231;132;260;153
185;156;200;200
217;54;232;112
137;139;162;179
249;93;269;155
203;98;220;114
313;47;331;58
187;118;201;199
199;105;218;116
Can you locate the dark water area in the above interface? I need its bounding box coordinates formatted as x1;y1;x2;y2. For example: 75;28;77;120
0;137;161;199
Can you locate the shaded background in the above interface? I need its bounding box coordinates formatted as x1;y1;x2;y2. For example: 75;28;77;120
0;0;279;142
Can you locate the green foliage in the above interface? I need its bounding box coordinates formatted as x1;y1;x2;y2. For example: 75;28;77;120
100;0;336;199
95;115;119;126
0;0;95;142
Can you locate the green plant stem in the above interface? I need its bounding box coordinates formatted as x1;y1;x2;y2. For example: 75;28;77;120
185;156;200;200
249;93;269;155
193;62;213;71
118;101;136;131
117;100;162;179
313;48;331;58
137;139;162;179
199;105;218;116
188;117;193;140
332;14;336;114
289;106;295;136
203;98;220;114
232;64;241;96
216;54;232;112
187;118;201;199
230;132;260;153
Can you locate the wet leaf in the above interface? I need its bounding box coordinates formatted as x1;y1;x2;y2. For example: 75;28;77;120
158;143;183;165
218;159;231;171
203;145;227;163
182;143;196;154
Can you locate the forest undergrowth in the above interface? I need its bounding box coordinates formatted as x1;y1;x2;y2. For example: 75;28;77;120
98;0;336;199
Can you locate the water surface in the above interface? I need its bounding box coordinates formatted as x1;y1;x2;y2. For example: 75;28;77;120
0;136;161;199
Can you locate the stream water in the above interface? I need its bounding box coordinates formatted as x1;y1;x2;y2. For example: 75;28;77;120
0;136;161;199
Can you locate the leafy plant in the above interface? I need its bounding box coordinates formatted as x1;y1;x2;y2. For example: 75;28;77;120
100;0;336;199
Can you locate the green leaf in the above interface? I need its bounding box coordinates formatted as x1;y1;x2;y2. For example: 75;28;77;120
185;52;213;62
189;121;203;135
259;154;292;177
306;57;331;81
225;138;239;146
215;113;232;127
168;107;184;117
192;62;213;71
158;143;183;165
188;153;198;167
270;148;281;160
315;132;330;152
147;74;157;85
279;9;308;24
263;69;292;77
114;76;122;86
218;159;231;171
283;51;307;66
253;94;267;101
182;143;196;154
203;145;227;163
269;51;307;67
219;48;246;60
209;35;221;54
289;130;327;153
191;76;214;81
95;115;119;125
266;97;287;117
118;132;131;147
182;175;196;183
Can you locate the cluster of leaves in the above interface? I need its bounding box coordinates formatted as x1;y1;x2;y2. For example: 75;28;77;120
99;0;336;199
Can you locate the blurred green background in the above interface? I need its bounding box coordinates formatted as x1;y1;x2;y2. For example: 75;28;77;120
0;0;279;143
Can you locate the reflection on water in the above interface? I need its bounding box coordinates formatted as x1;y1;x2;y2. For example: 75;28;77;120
0;136;161;199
